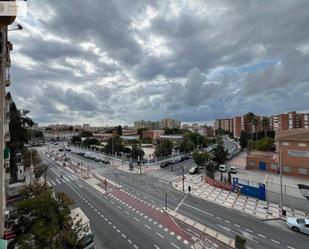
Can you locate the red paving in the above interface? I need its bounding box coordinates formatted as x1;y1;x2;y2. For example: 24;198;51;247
111;188;193;243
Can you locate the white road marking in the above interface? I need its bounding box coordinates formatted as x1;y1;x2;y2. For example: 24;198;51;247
287;246;295;249
245;228;253;233
154;245;160;249
156;232;164;238
175;195;187;212
124;211;130;215
133;217;140;222
133;245;138;249
271;239;280;244
225;220;231;224
234;224;240;228
50;180;56;185
145;225;151;230
171;242;180;249
122;233;126;238
258;233;266;238
216;216;222;220
56;179;61;184
128;239;132;244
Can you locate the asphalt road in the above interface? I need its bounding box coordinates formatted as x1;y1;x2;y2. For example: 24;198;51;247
40;145;309;249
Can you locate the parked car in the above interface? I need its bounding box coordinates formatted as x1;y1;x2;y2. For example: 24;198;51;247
58;148;64;152
219;164;227;172
160;161;172;168
229;166;237;174
189;166;199;174
286;218;309;234
180;155;191;161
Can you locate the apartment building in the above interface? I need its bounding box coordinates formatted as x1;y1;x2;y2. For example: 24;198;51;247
276;129;309;178
160;118;181;129
269;111;309;131
214;118;233;132
133;120;160;130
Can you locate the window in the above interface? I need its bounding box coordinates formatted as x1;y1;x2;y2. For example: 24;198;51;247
270;164;277;170
299;168;307;175
282;142;290;146
283;166;290;172
298;143;307;147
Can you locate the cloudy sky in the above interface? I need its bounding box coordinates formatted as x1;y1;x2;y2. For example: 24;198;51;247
9;0;309;126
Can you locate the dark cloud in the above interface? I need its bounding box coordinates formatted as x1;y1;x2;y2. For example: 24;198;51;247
8;0;309;125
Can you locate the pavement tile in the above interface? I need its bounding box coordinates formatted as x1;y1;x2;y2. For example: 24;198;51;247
244;208;254;215
255;212;266;219
244;204;255;210
223;202;233;208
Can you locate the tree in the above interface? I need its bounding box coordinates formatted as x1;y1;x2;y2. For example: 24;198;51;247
83;138;100;147
179;137;195;153
212;143;227;165
255;137;275;151
239;130;248;148
9;100;34;182
71;135;82;145
155;140;173;157
9;183;82;249
142;137;152;144
131;144;145;160
261;117;269;138
192;151;209;167
23;149;41;168
104;136;124;154
246;139;255;151
79;131;93;138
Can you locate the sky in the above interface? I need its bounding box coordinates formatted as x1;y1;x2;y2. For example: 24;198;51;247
8;0;309;126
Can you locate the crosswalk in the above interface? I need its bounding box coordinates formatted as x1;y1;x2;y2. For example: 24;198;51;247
47;167;78;187
150;171;180;183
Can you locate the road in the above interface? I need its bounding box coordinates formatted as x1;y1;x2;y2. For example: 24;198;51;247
40;145;309;249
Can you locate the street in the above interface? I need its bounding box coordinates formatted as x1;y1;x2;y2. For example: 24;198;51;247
40;145;309;249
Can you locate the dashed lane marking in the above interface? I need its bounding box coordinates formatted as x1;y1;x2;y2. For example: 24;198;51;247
171;242;180;249
133;217;140;222
156;232;164;238
245;228;253;233
145;225;151;230
271;239;280;244
258;233;266;238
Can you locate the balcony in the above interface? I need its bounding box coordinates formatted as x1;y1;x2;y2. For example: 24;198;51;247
5;132;10;142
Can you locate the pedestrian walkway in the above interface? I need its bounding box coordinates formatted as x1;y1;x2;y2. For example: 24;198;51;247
47;167;78;187
150;171;180;183
172;175;309;220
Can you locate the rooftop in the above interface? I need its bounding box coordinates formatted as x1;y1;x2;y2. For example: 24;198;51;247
276;128;309;142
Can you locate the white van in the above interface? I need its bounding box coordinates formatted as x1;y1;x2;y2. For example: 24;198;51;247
229;166;237;174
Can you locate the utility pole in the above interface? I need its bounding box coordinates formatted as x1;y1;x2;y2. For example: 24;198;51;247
279;142;284;216
165;192;168;210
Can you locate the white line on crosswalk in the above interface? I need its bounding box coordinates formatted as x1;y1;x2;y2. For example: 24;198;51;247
56;179;61;184
63;176;70;181
50;180;56;186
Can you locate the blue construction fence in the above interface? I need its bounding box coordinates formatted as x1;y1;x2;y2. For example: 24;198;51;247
232;177;266;201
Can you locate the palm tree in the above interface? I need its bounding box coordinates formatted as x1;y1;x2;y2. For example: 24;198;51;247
245;112;255;139
252;118;259;140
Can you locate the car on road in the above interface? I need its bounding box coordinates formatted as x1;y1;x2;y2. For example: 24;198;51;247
229;166;237;174
189;166;199;174
286;218;309;234
160;161;172;168
219;164;227;172
58;148;64;152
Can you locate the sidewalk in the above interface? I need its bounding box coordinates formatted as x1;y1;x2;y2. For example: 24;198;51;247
172;175;308;220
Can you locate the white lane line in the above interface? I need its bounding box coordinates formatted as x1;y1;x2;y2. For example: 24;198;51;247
124;211;130;215
175;195;187;212
258;233;266;238
145;225;151;230
182;202;214;216
63;176;70;181
225;220;231;224
56;179;61;184
171;242;180;249
271;239;280;244
234;224;240;228
133;245;138;249
156;232;164;238
121;233;126;238
128;239;132;244
287;246;295;249
245;228;253;233
117;205;122;210
133;217;140;222
154;245;160;249
50;180;56;185
216;216;222;220
117;229;120;233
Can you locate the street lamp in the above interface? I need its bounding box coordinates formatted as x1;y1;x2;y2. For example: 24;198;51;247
165;192;168;210
182;165;185;192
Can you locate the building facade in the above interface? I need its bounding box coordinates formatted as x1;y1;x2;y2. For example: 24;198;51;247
276;129;309;179
160;118;181;129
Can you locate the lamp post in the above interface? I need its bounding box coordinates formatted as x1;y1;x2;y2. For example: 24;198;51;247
182;165;185;192
165;192;168;210
279;141;284;216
